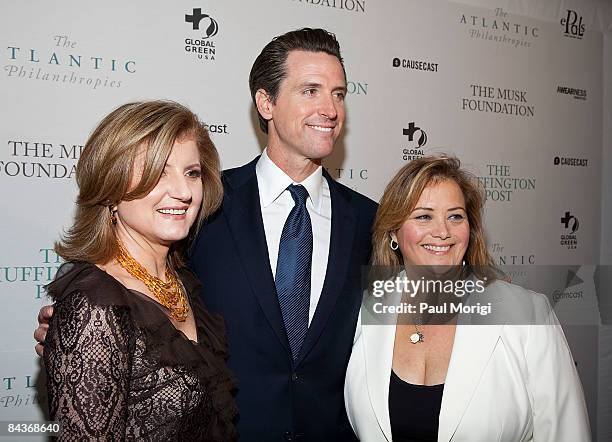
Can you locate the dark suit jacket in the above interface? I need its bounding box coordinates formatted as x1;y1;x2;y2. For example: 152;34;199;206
190;157;377;441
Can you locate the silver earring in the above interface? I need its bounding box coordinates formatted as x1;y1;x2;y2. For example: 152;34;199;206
390;238;399;251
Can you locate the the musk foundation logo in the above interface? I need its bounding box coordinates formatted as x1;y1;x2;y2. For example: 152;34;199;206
560;211;579;249
459;7;539;49
553;156;588;167
347;80;367;95
401;122;427;161
477;164;536;202
1;140;83;180
557;85;587;100
291;0;365;13
560;10;585;39
184;8;219;61
462;84;534;118
392;57;438;73
4;35;136;90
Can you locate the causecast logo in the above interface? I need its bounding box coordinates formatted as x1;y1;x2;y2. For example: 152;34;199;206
553;156;588;167
204;122;229;135
184;8;219;61
392;57;438;73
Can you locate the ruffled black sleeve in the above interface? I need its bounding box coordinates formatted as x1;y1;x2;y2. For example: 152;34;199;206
43;289;134;440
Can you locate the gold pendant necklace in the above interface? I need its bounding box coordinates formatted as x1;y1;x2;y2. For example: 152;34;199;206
115;240;189;321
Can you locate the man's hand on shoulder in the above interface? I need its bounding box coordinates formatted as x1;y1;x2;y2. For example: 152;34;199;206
34;305;54;357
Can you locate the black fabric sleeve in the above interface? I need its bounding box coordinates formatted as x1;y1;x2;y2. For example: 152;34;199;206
43;291;133;441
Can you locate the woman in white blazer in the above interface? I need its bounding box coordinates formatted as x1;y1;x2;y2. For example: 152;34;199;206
344;155;591;441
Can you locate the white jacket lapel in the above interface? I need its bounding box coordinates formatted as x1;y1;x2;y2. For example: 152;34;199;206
363;320;395;441
438;324;503;441
361;287;401;442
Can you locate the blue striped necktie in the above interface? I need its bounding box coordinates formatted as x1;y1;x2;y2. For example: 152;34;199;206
275;184;312;361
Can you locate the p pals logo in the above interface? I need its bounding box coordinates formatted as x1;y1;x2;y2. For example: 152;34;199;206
560;10;585;39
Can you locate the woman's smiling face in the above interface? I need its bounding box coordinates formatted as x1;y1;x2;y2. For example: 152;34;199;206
394;179;470;268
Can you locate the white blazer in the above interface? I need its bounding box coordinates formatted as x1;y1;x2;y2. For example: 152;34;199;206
344;280;591;441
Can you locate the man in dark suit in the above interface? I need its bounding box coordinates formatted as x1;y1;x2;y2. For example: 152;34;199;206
190;28;377;441
35;28;377;441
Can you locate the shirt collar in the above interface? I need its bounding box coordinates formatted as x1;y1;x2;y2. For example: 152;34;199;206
256;148;324;213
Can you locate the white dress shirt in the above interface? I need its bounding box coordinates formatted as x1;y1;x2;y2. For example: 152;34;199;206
256;149;332;324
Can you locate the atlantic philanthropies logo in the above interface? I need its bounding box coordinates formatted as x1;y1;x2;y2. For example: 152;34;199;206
459;7;539;49
4;35;135;89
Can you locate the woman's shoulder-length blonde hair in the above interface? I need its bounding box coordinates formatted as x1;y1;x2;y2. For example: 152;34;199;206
55;100;222;267
371;154;498;281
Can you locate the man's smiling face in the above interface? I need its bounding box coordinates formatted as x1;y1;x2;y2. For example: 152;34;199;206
265;50;347;163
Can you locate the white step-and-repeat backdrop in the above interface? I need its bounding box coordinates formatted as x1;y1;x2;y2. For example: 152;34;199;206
1;0;611;440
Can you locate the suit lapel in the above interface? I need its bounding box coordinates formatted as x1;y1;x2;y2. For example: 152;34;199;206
438;324;503;441
296;174;356;365
224;158;291;356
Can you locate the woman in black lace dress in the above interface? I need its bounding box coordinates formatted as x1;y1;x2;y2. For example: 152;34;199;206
42;101;236;440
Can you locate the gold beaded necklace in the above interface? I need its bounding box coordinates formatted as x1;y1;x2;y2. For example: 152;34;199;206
115;240;189;321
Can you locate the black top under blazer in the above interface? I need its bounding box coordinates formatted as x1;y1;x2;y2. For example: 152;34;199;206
190;157;378;441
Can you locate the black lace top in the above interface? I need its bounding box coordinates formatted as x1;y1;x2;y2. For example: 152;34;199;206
43;262;237;441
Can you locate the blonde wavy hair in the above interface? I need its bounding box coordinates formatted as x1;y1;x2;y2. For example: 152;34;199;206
55;100;222;267
371;154;497;281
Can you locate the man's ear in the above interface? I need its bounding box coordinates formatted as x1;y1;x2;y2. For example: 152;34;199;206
255;89;273;121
